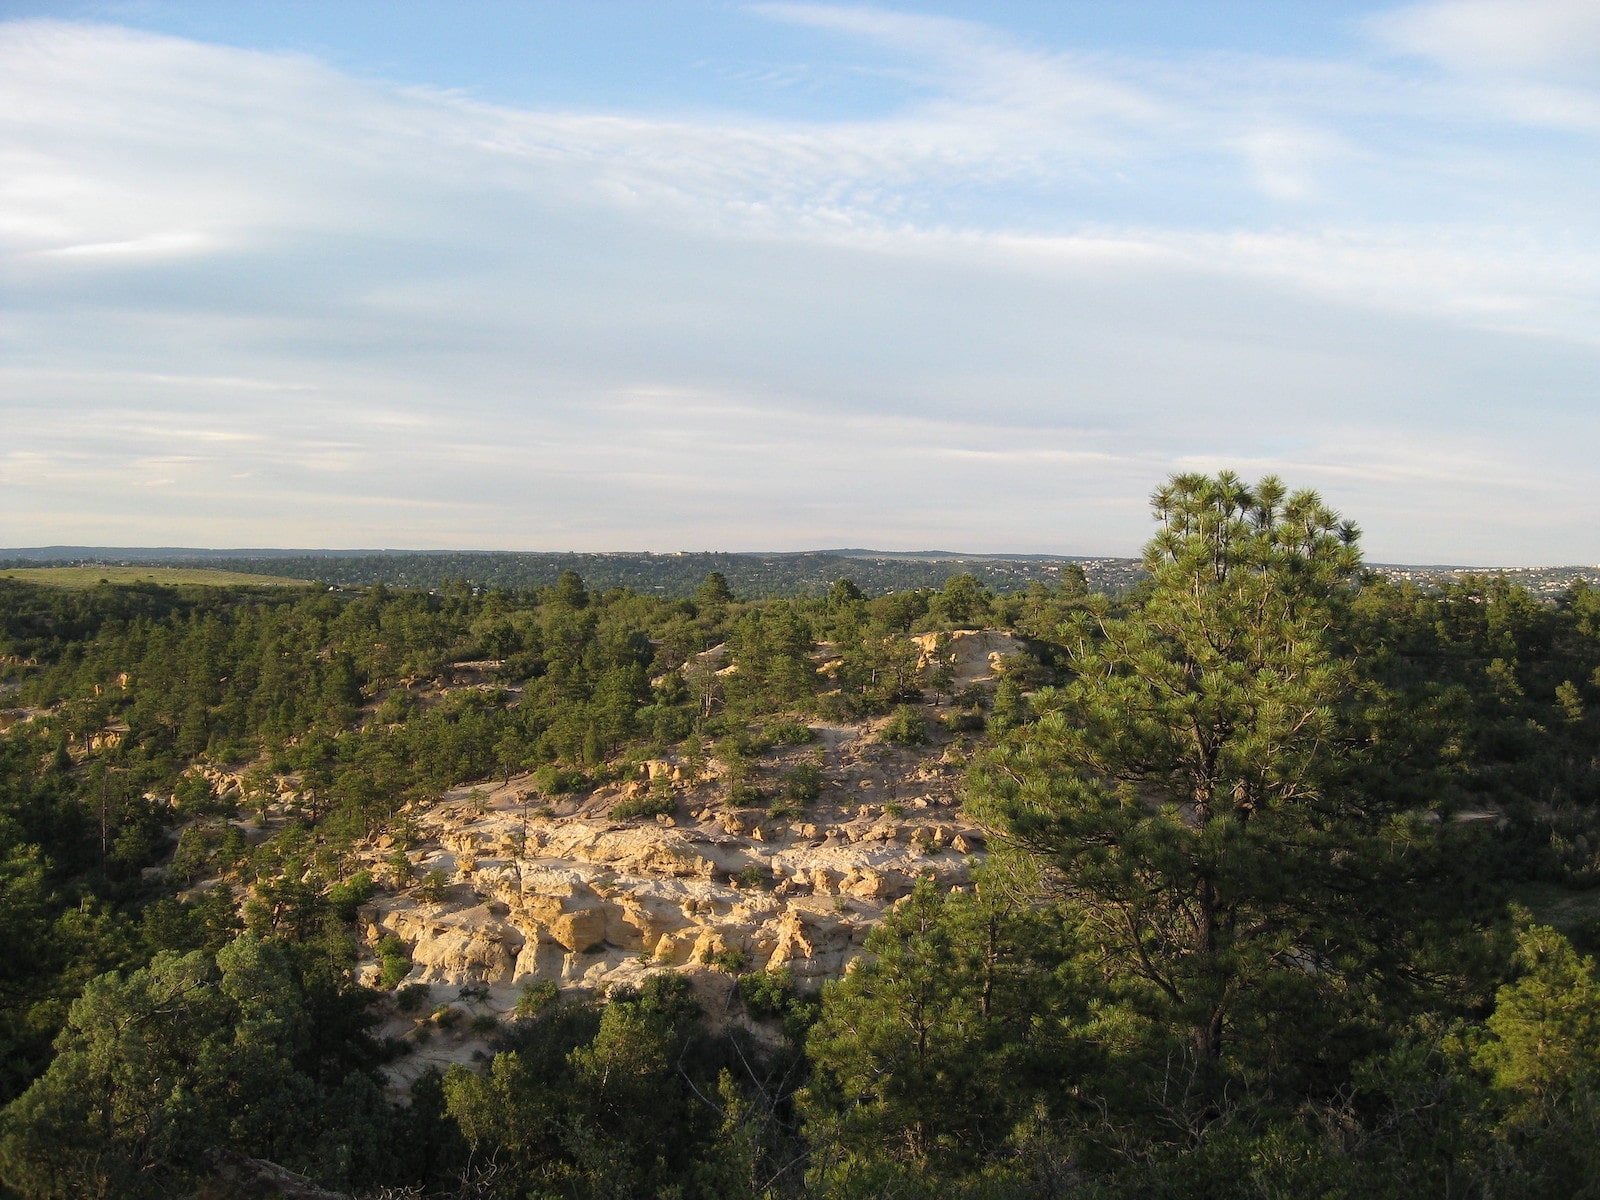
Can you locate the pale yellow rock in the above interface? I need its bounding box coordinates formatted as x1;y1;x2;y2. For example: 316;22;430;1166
690;928;731;965
354;739;987;1012
549;907;607;953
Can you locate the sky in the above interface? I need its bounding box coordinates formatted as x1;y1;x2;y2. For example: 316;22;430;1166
3;1;1599;564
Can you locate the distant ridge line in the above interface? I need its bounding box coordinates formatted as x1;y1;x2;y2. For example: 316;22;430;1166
4;548;1594;572
5;545;1104;561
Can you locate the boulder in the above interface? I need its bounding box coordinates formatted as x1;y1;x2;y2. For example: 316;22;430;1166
549;907;607;953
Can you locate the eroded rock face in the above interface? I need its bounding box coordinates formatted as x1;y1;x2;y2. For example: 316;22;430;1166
355;714;988;1001
910;629;1026;687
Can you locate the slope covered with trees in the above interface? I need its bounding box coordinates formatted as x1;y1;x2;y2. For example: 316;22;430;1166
1;474;1598;1198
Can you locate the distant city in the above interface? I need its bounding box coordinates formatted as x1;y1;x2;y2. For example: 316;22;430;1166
1369;563;1600;600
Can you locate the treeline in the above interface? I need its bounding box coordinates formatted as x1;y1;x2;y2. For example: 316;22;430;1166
7;549;1113;598
1;474;1600;1197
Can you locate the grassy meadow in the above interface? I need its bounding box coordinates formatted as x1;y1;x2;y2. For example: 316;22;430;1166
1;565;313;589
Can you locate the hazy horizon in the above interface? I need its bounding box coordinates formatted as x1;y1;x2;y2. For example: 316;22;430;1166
6;543;1597;573
5;2;1599;564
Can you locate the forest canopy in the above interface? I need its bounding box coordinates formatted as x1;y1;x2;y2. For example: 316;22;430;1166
1;473;1599;1198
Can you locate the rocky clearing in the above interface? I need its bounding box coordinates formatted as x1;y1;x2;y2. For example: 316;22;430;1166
344;630;1020;1085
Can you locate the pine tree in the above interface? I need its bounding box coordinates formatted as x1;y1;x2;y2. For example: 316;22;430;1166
970;472;1403;1072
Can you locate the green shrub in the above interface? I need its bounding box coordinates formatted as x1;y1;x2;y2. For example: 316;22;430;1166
415;869;449;903
384;850;413;889
728;782;766;807
396;982;431;1012
431;1005;462;1029
532;763;588;795
378;934;412;989
710;947;749;974
783;760;822;802
610;793;676;821
717;728;773;763
173;773;223;814
169;823;221;884
738;968;795;1019
328;870;375;922
880;705;929;746
374;692;412;724
514;979;560;1018
765;720;814;745
470;1013;498;1035
989;678;1031;732
941;706;986;734
735;865;770;890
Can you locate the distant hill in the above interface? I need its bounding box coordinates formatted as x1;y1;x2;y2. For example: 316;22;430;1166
6;547;1595;601
0;547;1144;598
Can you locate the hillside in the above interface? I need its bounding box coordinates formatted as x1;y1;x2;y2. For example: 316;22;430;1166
4;495;1600;1199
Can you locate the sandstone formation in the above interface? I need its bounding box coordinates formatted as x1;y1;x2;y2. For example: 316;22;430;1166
357;728;982;990
910;628;1026;687
351;710;989;1086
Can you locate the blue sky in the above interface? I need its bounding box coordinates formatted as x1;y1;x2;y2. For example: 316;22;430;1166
3;1;1599;563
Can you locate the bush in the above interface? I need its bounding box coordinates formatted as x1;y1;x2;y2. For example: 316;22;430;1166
374;692;412;724
532;763;588;795
710;947;750;974
738;968;795;1019
470;1013;498;1035
717;728;772;763
989;678;1031;732
735;865;770;890
610;793;676;821
514;978;560;1018
378;934;412;989
169;823;222;885
765;720;815;745
880;705;929;746
728;782;766;807
941;706;986;734
396;982;431;1012
783;760;822;802
384;849;413;889
415;869;450;903
173;773;225;814
327;870;375;922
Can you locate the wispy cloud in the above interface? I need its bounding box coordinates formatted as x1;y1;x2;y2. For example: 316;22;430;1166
1371;0;1600;76
1;10;1598;562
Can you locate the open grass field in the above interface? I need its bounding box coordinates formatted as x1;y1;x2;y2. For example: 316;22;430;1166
1;565;313;589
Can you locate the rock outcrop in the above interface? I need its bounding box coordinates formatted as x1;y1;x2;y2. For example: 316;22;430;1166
354;716;987;1008
910;629;1026;687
